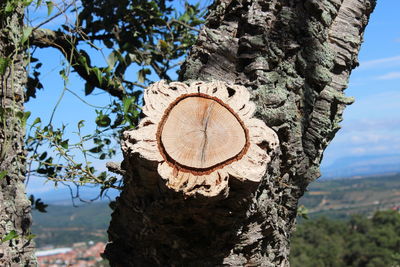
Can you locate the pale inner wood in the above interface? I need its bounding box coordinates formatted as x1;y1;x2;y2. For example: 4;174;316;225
160;96;247;169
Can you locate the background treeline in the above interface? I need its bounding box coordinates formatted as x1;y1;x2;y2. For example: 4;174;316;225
290;210;400;267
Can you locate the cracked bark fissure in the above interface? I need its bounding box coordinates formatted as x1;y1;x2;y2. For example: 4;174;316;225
0;3;37;267
105;0;375;266
200;101;214;166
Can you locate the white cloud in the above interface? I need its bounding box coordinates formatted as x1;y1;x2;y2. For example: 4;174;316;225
26;178;54;194
349;145;394;156
376;71;400;80
349;133;391;144
351;147;367;155
340;118;400;134
359;55;400;69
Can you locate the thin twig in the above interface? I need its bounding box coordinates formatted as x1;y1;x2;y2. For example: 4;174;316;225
32;3;74;32
169;19;200;32
66;88;109;109
122;80;147;89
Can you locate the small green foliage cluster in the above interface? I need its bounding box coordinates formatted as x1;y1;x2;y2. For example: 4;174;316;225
0;57;11;75
0;230;35;245
29;194;48;212
297;205;309;219
291;210;400;267
0;0;53;17
78;0;204;83
0;0;34;16
26;117;121;193
0;230;19;244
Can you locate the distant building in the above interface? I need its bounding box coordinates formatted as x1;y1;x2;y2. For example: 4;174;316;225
391;205;400;212
36;247;73;257
36;242;106;267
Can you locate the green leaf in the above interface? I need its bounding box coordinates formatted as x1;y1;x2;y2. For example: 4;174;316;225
23;0;34;7
22;111;31;129
104;138;111;145
93;68;103;84
297;205;309;220
31;117;41;129
0;57;11;76
137;68;151;83
77;120;85;129
60;139;69;149
159;40;169;51
46;1;54;16
103;39;113;49
59;69;68;81
39;152;47;161
95;114;111;128
88;145;104;153
27;234;36;241
4;2;14;13
34;198;48;213
21;27;33;45
36;168;47;174
36;0;43;9
107;51;118;69
123;97;135;114
16;111;31;129
1;230;18;243
97;171;107;181
180;13;190;22
85;83;95;96
0;170;8;181
24;111;31;120
78;56;90;75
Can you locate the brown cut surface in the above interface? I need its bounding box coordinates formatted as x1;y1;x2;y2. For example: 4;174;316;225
160;95;247;169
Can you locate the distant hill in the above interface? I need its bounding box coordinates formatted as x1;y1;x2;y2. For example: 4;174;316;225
32;202;112;248
26;154;400;205
321;154;400;179
300;173;400;219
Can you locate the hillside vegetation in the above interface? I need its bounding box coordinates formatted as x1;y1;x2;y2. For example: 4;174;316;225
300;173;400;219
290;210;400;266
32;202;111;248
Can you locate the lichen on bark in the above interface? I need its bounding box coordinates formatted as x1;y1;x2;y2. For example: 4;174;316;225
0;3;37;266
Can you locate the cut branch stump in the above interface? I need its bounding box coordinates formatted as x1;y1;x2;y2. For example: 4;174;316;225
122;80;279;197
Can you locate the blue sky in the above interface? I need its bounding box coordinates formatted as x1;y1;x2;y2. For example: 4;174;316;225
25;1;400;200
321;0;400;168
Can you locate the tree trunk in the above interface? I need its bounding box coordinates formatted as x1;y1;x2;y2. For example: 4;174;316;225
0;3;37;267
105;0;375;266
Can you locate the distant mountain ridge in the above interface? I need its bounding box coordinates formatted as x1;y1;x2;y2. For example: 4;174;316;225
321;153;400;179
27;154;400;203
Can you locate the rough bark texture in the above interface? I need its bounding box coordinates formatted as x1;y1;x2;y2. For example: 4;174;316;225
105;0;375;266
0;4;37;267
